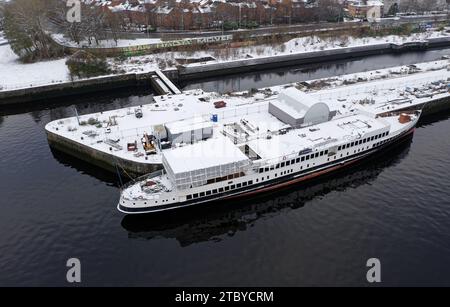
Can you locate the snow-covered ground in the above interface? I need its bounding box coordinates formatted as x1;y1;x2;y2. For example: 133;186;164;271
111;30;450;73
1;30;449;91
52;33;162;48
0;44;70;91
0;31;8;45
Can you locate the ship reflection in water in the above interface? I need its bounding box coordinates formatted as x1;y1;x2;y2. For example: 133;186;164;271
120;138;413;247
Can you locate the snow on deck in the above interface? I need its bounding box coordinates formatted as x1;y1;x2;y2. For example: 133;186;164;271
45;58;450;167
246;113;388;160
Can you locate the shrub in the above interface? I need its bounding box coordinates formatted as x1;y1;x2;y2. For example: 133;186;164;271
66;51;111;79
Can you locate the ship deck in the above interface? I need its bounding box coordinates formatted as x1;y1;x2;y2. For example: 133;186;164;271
45;59;450;168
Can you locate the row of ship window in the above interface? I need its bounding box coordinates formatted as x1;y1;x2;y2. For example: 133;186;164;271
186;180;255;200
257;131;390;175
259;150;329;174
337;131;388;151
183;131;391;203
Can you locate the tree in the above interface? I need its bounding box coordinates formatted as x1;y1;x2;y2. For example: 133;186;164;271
387;3;399;16
51;0;122;47
3;0;62;62
317;0;344;22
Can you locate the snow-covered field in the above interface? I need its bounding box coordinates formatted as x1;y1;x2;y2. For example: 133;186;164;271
0;44;70;91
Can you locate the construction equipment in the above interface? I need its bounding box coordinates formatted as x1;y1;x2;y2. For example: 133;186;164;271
141;133;157;155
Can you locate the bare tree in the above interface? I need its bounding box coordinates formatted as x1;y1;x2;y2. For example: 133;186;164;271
3;0;62;61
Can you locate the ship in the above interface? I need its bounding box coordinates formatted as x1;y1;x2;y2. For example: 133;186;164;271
118;88;422;214
45;59;450;177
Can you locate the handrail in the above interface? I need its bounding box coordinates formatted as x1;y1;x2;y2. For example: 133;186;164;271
122;169;164;189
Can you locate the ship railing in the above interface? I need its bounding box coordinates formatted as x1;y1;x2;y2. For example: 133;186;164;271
121;169;164;190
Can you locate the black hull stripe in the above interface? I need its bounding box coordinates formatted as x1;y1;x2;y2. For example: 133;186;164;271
119;127;415;213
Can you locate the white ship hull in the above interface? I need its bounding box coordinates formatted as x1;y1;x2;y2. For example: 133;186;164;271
118;114;419;214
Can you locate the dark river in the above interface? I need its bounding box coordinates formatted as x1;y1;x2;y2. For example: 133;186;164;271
1;50;450;286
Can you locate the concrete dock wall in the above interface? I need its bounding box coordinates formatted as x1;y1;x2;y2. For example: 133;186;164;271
0;70;179;106
46;130;161;176
178;38;450;80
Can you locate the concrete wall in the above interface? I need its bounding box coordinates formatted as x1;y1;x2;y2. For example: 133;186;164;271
178;37;450;80
0;70;179;106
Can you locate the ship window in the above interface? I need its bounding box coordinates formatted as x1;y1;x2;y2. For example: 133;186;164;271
301;157;305;162
307;164;310;168
325;150;328;154
267;176;269;179
256;179;259;183
212;189;218;194
236;183;242;188
200;192;205;197
231;185;236;189
276;163;280;169
281;162;285;167
206;191;211;195
306;155;310;160
224;186;229;191
286;160;291;166
275;173;277;177
315;153;319;158
248;181;253;185
296;158;300;163
270;165;275;170
351;142;354;147
259;168;263;173
291;159;295;164
187;195;192;200
265;167;269;172
300;166;303;170
193;193;199;198
219;188;224;192
338;146;341;151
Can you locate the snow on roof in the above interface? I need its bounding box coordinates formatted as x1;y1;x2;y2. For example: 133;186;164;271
247;113;389;160
163;135;249;175
165;117;213;135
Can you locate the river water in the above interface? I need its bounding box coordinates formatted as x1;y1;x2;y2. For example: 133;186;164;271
1;50;450;286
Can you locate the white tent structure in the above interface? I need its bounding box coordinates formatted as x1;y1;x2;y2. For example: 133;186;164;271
269;88;335;127
162;136;250;190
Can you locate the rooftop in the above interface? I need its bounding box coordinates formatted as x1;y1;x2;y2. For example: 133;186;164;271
163;134;249;174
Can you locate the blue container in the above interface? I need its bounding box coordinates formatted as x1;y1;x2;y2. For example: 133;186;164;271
211;114;218;122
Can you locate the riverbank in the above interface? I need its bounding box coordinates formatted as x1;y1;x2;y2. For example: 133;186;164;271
2;31;450;106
